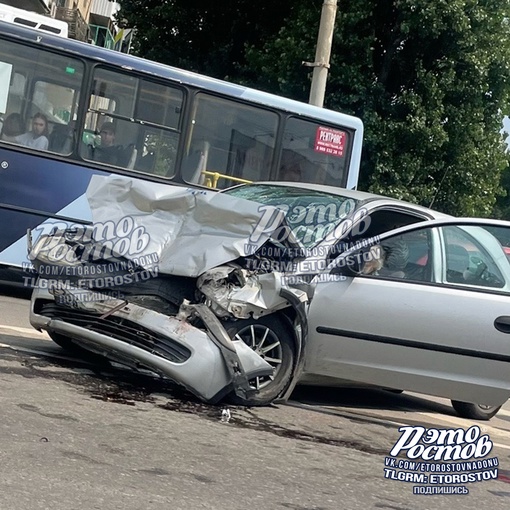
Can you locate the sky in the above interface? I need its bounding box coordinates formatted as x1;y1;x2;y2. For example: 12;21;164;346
503;117;510;148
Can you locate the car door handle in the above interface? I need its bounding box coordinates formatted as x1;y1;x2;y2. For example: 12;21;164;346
494;316;510;333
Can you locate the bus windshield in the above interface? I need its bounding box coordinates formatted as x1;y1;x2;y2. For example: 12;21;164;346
0;21;363;274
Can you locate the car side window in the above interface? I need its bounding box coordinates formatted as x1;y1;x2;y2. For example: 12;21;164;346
360;229;432;282
442;226;505;288
361;229;432;282
328;208;425;262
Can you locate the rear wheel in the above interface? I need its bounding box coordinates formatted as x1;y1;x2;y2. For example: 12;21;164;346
451;400;501;420
225;315;295;406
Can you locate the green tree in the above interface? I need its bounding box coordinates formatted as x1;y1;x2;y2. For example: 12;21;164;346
117;0;510;216
246;0;510;216
114;0;293;80
493;166;510;218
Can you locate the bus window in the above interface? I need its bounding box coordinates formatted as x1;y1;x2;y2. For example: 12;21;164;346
134;79;182;175
184;93;278;188
5;72;26;115
136;79;182;129
279;117;351;186
0;38;83;153
140;129;179;176
30;81;78;154
81;66;183;176
0;71;25;139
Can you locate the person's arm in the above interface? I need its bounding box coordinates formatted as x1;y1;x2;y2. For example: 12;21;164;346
361;245;385;275
15;133;29;146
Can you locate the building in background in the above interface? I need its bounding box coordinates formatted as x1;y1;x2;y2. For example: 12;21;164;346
0;0;132;51
55;0;90;41
89;0;133;53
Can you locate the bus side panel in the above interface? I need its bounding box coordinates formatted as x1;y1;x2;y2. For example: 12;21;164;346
0;147;107;264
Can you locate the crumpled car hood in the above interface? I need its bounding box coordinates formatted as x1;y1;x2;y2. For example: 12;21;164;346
85;175;296;277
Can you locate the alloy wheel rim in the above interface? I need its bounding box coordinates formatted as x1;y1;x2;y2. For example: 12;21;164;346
234;324;283;390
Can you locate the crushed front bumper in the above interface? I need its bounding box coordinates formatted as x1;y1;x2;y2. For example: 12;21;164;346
30;286;273;403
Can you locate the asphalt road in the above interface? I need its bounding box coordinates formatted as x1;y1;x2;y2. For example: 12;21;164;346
1;288;510;509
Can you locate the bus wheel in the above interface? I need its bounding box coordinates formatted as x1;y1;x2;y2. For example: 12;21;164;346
225;315;295;406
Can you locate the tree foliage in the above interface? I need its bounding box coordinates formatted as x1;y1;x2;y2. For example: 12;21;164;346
113;0;293;80
116;0;510;216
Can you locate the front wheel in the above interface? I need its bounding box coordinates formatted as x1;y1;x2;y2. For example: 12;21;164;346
49;332;110;366
225;315;296;406
451;400;502;421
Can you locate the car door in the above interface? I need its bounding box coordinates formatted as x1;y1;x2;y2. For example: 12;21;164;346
305;218;510;406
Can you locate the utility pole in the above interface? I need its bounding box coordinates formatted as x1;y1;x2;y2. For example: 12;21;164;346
305;0;338;107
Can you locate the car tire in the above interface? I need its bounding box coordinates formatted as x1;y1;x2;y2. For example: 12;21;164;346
451;400;502;421
224;314;295;406
49;332;110;366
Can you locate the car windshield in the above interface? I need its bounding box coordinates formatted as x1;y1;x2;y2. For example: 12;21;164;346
224;184;360;248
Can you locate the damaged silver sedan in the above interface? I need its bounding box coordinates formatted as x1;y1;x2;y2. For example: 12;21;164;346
29;176;510;419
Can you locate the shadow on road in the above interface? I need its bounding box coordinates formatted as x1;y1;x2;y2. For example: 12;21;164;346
0;283;32;300
0;327;466;423
291;385;456;417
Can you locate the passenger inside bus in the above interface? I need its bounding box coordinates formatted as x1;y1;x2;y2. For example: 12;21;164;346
16;113;49;150
0;113;24;142
92;122;119;165
279;163;302;182
48;122;74;154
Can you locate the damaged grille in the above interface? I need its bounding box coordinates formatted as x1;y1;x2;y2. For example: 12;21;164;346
39;303;191;364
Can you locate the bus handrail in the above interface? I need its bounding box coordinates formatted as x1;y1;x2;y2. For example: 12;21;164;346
201;170;253;188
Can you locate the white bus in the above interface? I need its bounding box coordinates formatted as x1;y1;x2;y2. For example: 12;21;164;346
0;4;68;37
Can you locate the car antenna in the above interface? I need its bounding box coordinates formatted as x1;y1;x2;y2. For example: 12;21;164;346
428;167;450;209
